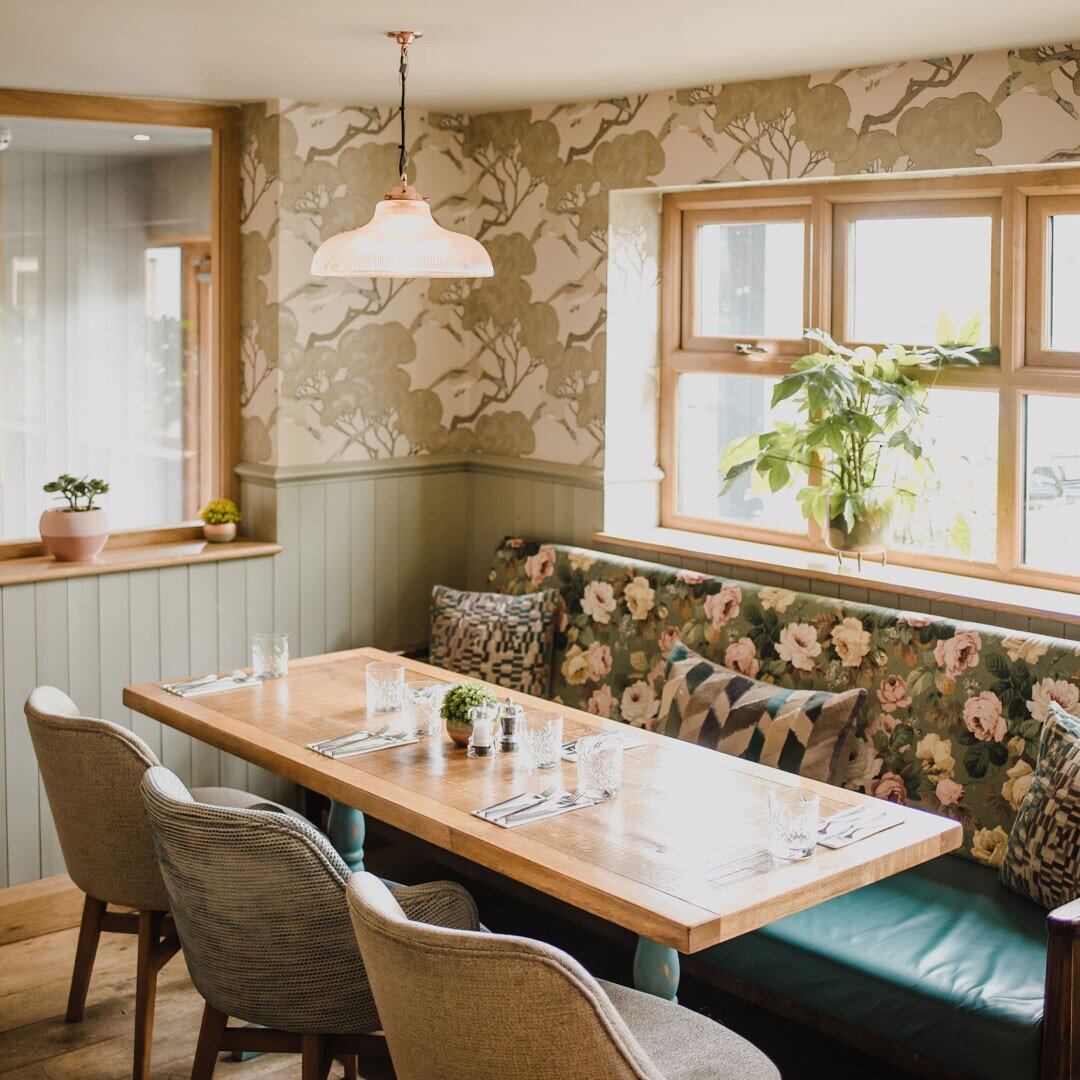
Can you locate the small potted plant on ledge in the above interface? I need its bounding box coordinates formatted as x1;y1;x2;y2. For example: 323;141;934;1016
40;474;110;562
720;327;988;567
199;499;242;543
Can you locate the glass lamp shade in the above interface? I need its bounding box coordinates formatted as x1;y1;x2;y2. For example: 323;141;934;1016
310;192;493;279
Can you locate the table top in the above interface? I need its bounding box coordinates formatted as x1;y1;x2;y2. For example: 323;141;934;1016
124;647;962;953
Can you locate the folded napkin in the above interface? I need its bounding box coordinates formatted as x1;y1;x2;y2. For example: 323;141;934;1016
473;791;599;829
166;675;261;697
561;731;646;762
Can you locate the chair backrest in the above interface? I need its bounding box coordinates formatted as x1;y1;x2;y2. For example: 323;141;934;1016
140;766;377;1034
25;686;170;911
345;872;664;1080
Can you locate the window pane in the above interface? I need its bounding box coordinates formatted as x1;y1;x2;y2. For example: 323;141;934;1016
891;389;998;562
848;215;992;346
1047;214;1080;351
1023;396;1080;575
0;115;213;539
677;373;805;533
696;221;804;339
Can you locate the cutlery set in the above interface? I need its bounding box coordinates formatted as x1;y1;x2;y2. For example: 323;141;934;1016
472;787;598;828
164;671;260;697
307;725;417;758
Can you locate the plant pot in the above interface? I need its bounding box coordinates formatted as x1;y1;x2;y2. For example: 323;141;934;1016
825;508;891;555
203;522;237;543
445;717;472;747
39;508;109;563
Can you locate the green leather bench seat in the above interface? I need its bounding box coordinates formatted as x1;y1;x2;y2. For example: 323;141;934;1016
697;856;1047;1080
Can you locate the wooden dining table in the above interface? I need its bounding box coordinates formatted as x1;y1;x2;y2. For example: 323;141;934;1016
124;646;962;1002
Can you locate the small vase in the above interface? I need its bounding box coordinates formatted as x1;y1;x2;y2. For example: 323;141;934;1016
203;522;237;543
445;717;472;747
39;508;109;563
825;508;891;564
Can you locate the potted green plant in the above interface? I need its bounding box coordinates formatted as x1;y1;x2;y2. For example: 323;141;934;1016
40;474;110;562
441;682;498;747
199;498;242;543
719;327;986;562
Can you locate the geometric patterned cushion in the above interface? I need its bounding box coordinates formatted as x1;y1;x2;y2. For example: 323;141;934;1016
658;643;867;785
429;585;561;697
1000;702;1080;910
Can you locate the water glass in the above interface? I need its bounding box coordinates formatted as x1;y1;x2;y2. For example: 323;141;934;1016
576;732;623;799
404;679;445;737
521;711;563;771
366;662;405;714
767;788;819;861
251;632;288;680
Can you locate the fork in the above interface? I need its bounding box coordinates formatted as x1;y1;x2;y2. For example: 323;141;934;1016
326;731;411;759
498;789;588;825
833;812;887;840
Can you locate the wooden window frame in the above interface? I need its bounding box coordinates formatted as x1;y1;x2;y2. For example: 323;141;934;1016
660;167;1080;596
680;202;813;360
1026;193;1080;369
0;87;241;558
832;196;1002;351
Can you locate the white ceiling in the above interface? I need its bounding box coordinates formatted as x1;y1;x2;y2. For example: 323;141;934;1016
1;0;1079;111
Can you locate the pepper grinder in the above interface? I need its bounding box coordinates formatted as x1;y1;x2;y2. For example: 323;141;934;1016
498;697;522;753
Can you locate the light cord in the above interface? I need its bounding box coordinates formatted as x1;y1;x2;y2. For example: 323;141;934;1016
398;40;409;182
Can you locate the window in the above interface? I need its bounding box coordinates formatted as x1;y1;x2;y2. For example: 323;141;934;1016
661;169;1080;592
0;100;238;553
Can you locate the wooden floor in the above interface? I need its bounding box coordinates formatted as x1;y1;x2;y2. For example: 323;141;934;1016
0;880;386;1080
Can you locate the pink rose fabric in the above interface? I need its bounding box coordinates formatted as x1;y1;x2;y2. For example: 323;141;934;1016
724;637;759;678
704;584;741;629
869;772;908;805
934;629;982;677
963;691;1006;743
876;675;912;713
524;544;556;587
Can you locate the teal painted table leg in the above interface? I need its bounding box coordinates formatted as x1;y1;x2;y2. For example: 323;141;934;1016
633;937;680;1002
327;801;366;872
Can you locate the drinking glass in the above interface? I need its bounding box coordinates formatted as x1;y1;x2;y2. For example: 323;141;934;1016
576;733;624;799
767;788;819;861
251;632;288;680
404;679;445;737
366;662;405;714
521;711;563;771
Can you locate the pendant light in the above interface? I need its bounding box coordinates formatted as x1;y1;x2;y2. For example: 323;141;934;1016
311;31;494;279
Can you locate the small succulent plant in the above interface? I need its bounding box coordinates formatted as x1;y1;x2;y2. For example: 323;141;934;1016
43;474;109;512
441;682;497;727
199;498;242;525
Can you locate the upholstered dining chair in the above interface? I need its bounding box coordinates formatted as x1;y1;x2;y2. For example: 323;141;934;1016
345;871;780;1080
139;764;481;1080
24;686;303;1080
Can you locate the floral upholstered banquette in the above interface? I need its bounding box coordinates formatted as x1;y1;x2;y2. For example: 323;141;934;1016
489;539;1080;867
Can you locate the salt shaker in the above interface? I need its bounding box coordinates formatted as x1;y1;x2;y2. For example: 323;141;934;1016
498;697;522;753
467;704;497;758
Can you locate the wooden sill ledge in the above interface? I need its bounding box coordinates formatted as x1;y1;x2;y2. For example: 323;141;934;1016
594;527;1080;629
0;537;282;587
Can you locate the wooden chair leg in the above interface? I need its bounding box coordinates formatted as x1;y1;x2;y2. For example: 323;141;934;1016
133;910;166;1080
342;1054;358;1080
66;894;106;1023
190;1003;229;1080
301;1034;332;1080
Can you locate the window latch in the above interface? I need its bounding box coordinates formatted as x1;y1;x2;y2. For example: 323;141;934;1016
733;342;768;355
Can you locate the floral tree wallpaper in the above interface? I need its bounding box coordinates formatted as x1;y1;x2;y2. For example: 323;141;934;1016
240;45;1080;468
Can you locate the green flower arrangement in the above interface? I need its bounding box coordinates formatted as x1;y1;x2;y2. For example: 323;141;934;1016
199;499;242;525
441;682;498;746
44;473;109;512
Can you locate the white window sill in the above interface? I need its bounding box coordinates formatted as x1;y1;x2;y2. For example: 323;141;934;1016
592;527;1080;630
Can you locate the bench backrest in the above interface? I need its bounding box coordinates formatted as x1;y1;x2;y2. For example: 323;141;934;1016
489;539;1080;868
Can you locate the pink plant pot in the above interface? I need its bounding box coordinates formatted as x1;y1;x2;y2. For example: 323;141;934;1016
203;522;237;543
39;508;109;562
